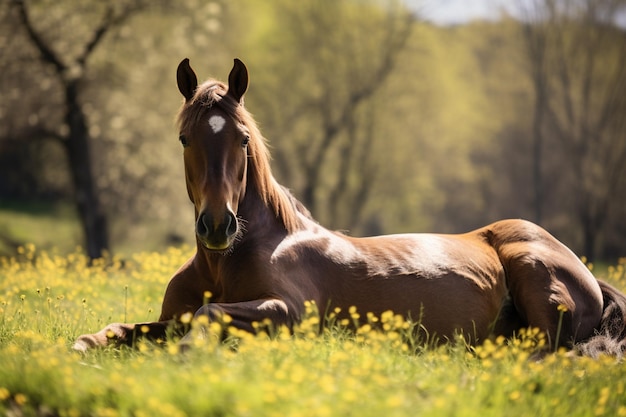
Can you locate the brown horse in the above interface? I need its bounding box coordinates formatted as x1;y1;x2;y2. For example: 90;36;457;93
74;58;626;357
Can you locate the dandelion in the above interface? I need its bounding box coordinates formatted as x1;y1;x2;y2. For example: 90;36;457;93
137;341;149;353
180;312;193;324
317;374;336;394
196;315;210;326
349;305;360;321
433;397;446;409
1;246;625;416
444;384;458;395
509;391;521;401
357;324;372;334
94;407;119;417
386;394;403;407
66;408;81;417
14;393;27;406
341;390;358;403
597;387;610;406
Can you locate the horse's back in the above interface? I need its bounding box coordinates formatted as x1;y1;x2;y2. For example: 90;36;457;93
274;218;604;346
485;219;603;344
309;231;508;343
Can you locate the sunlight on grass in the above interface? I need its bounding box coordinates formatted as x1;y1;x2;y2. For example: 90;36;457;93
0;204;82;256
0;247;625;416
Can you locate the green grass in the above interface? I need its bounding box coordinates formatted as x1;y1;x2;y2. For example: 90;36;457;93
1;246;625;417
0;201;193;258
0;202;82;257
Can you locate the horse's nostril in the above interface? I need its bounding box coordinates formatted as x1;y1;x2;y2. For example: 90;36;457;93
224;211;238;238
196;213;211;238
196;211;237;247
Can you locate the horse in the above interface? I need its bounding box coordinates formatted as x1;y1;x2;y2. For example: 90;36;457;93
74;58;626;357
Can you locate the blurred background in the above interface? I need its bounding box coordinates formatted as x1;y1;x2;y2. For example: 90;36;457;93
0;0;624;262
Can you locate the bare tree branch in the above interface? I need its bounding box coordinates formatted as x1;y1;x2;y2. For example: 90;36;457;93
77;2;150;69
14;0;67;74
301;7;414;214
520;0;626;259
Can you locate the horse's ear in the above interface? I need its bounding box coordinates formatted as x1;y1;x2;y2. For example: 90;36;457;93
227;58;248;103
177;58;198;102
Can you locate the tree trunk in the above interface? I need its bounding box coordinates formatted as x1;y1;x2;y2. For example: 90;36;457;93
531;83;545;225
64;81;109;259
581;214;597;263
14;0;115;260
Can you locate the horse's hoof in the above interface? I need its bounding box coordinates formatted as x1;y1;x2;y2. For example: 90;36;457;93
72;340;89;353
72;335;100;353
176;326;209;354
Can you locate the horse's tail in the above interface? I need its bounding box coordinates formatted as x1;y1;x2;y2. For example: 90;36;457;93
576;280;626;358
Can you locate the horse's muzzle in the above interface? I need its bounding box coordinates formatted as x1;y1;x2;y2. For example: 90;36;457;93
196;210;238;251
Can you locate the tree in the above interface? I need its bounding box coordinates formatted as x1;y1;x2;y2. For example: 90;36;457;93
520;0;626;260
246;0;414;231
5;1;161;259
2;0;224;258
521;14;549;224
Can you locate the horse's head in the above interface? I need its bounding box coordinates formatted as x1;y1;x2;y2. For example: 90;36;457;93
176;58;250;252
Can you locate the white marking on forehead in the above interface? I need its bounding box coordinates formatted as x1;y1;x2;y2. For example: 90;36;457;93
208;115;226;134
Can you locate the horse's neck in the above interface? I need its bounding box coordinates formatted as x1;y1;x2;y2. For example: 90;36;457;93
197;182;290;266
194;185;294;301
239;183;293;240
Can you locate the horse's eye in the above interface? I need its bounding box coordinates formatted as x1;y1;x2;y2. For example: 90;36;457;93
242;135;250;147
179;134;189;147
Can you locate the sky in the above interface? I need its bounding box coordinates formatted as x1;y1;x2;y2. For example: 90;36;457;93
404;0;522;25
408;0;626;27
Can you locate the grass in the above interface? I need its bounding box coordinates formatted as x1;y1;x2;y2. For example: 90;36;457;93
0;201;193;258
0;202;82;257
1;245;625;417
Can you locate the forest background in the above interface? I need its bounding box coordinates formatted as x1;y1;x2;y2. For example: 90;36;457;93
0;0;625;262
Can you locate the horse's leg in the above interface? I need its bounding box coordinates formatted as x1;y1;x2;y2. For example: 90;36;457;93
158;256;208;321
497;239;603;349
72;321;173;352
73;257;203;352
178;299;293;347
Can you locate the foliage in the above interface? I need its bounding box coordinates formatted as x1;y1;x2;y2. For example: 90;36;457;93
1;0;625;260
243;0;414;231
1;247;626;416
520;0;626;260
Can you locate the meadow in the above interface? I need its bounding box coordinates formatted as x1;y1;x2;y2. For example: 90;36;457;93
1;245;625;417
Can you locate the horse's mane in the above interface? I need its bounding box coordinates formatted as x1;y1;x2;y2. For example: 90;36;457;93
176;80;302;233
